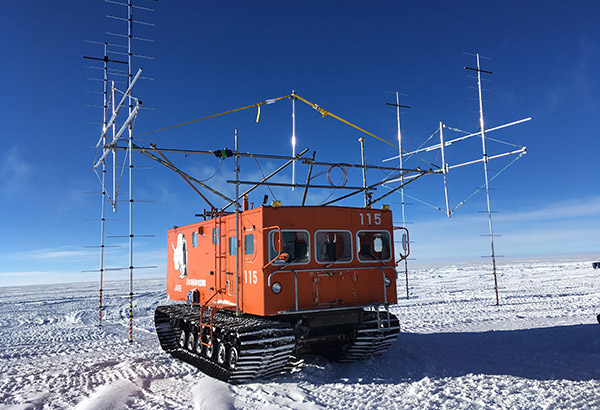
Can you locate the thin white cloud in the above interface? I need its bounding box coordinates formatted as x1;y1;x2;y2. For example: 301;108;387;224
413;196;600;229
0;147;33;193
0;244;166;287
495;196;600;223
405;195;600;261
1;247;97;263
28;250;94;259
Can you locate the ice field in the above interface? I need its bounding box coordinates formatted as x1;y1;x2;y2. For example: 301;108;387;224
1;257;599;409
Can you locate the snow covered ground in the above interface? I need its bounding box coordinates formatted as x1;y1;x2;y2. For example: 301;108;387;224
1;257;599;409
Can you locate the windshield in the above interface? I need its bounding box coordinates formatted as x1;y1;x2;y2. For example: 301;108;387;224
315;230;352;263
269;230;310;264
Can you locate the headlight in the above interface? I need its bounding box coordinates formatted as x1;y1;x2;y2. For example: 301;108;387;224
384;276;391;287
271;282;282;294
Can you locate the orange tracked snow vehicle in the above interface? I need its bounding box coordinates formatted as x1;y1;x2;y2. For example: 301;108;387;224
155;203;405;383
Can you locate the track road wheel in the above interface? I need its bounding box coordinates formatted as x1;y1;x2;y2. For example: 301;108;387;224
187;332;195;352
178;329;186;348
195;333;203;353
205;343;214;359
228;346;239;369
217;343;227;365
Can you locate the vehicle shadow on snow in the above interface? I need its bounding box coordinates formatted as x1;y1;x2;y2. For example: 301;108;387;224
312;324;600;384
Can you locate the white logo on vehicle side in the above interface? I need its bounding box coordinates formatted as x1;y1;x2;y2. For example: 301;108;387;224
172;232;187;279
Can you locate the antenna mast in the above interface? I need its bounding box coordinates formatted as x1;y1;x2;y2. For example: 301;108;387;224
381;55;529;305
385;93;411;299
126;0;135;343
466;53;499;306
85;0;155;340
99;43;108;327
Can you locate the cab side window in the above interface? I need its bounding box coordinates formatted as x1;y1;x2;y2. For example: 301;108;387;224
228;237;237;255
244;234;254;255
357;230;391;262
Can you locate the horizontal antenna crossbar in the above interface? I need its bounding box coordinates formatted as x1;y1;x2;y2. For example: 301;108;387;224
83;265;157;272
385;102;411;109
446;148;526;171
115;144;426;173
83;55;128;65
399;118;531;158
226;181;374;190
105;0;155;11
105;15;155;26
465;66;493;75
106;32;155;42
109;50;154;60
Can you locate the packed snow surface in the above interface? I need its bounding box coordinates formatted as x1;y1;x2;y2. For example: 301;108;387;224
1;258;599;409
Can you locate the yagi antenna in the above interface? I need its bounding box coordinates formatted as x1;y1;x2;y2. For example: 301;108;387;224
85;0;155;341
382;54;530;306
466;53;499;306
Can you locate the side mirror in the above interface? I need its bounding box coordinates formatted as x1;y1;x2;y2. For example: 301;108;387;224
394;227;410;263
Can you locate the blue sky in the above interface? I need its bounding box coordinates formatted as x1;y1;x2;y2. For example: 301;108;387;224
1;1;599;286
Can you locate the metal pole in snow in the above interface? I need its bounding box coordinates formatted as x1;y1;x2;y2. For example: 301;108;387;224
359;137;367;207
99;42;108;327
475;53;500;306
127;0;134;342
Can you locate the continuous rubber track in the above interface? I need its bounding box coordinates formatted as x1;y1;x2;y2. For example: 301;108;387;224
156;305;400;383
155;305;295;384
338;311;400;363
